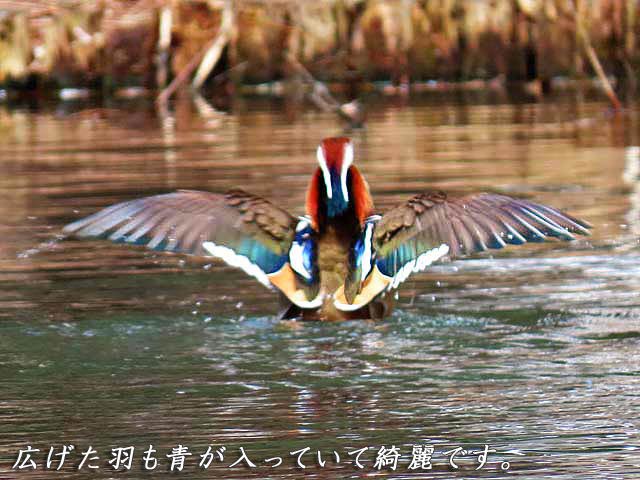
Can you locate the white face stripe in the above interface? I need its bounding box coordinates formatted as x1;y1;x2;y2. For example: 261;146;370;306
202;241;271;288
316;146;333;199
340;142;353;203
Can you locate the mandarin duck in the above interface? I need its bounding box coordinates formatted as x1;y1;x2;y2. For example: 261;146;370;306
64;137;591;320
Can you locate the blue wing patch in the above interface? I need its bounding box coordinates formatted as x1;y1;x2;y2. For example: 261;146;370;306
375;241;450;290
236;238;288;274
376;241;418;278
202;238;288;289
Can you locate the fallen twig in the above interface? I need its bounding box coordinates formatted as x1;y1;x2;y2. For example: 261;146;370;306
156;0;232;106
155;43;207;107
583;42;622;111
574;0;622;111
191;0;233;90
286;56;364;127
155;5;172;88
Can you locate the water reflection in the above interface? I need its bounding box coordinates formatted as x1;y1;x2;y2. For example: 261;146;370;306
0;93;638;478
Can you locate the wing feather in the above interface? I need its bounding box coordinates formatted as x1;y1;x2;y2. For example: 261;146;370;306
64;189;299;282
373;191;591;284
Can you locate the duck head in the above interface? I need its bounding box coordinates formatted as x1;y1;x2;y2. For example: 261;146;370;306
306;137;373;230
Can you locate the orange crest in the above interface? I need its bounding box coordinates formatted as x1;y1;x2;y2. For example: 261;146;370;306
319;137;352;170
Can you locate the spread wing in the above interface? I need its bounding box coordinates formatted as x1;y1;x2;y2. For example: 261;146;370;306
334;191;591;311
63;189;322;308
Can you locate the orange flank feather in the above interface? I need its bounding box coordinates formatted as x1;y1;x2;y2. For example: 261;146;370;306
333;265;391;311
350;166;374;225
305;169;322;230
268;263;320;308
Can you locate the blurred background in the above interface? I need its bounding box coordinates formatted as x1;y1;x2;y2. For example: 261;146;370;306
0;0;639;100
1;1;639;479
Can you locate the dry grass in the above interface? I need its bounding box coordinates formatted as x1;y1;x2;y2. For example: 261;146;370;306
0;0;636;98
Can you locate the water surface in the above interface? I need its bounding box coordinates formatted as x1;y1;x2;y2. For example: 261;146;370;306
0;92;639;478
